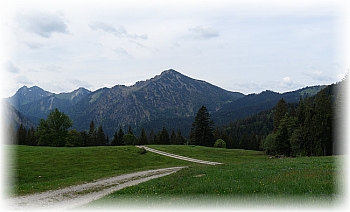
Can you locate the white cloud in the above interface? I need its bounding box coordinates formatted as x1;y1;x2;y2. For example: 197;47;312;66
236;81;264;93
23;41;45;49
28;65;63;73
281;77;293;87
16;74;34;85
302;70;333;82
113;48;133;58
173;42;181;47
40;65;63;73
89;22;126;36
2;60;19;73
89;21;147;40
189;25;220;39
68;79;93;88
15;10;69;38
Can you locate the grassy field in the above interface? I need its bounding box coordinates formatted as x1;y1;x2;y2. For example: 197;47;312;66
7;145;192;196
86;145;343;208
8;145;343;208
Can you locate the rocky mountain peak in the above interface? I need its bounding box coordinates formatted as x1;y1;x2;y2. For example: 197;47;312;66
6;85;53;108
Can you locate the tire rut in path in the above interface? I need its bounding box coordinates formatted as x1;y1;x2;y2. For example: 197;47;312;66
8;166;187;210
136;146;223;165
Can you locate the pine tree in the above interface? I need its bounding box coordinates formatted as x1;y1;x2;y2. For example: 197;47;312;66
87;120;97;146
128;126;133;135
175;129;185;145
139;128;148;145
191;105;215;147
117;127;125;146
275;117;291;156
296;96;306;126
313;90;333;156
159;127;170;145
303;97;315;156
96;125;106;146
273;98;287;133
106;136;109;145
80;131;88;146
26;126;36;146
16;124;27;145
148;129;155;144
170;130;176;145
111;130;118;146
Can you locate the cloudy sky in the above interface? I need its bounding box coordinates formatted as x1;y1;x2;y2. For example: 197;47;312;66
1;0;349;98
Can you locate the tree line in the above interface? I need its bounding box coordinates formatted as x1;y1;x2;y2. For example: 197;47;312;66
263;88;333;157
207;76;345;156
12;108;186;147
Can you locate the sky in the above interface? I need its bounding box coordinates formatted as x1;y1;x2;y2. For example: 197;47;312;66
1;0;349;98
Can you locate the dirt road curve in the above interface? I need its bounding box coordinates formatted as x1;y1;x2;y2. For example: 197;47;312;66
136;146;223;165
8;166;187;210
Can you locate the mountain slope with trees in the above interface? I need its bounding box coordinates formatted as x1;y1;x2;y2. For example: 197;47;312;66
4;69;332;139
17;87;91;120
65;69;244;136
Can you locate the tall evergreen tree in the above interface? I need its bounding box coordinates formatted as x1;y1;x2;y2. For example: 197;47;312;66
139;128;148;145
159;127;170;145
191;105;215;147
117;127;125;146
273;98;287;133
80;131;88;147
170;130;176;145
96;125;106;146
87;120;97;146
26;126;36;146
313;90;333;156
275;117;291;156
296;96;306;126
16;124;27;145
128;126;133;135
148;129;155;144
175;129;185;145
111;130;118;146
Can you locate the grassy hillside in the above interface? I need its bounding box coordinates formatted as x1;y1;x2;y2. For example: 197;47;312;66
7;145;192;196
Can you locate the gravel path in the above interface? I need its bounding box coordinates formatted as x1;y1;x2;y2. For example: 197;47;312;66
8;146;222;210
8;166;187;210
136;146;223;165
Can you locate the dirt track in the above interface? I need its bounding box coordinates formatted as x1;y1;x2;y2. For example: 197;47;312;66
8;146;222;210
136;146;223;165
8;166;187;210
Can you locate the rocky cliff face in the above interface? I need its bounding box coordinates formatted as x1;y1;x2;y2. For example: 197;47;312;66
5;86;53;109
12;87;92;120
68;69;244;132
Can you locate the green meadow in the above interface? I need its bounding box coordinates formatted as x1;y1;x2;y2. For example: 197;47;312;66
8;145;344;208
7;145;191;196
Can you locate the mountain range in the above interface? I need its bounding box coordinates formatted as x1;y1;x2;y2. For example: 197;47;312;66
3;69;327;137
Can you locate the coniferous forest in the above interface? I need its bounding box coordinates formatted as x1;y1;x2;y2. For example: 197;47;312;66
9;75;347;157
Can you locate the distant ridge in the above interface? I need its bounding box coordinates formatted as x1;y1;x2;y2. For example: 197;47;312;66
3;69;328;137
